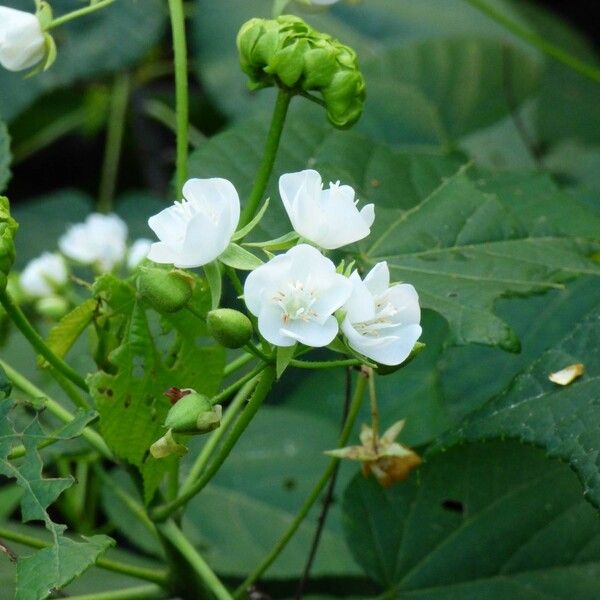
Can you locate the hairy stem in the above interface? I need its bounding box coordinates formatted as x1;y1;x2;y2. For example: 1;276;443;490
152;366;276;522
0;527;167;585
158;520;232;600
0;290;88;392
465;0;600;84
234;368;369;597
46;0;118;29
239;89;291;227
168;0;190;195
97;72;130;213
0;359;112;460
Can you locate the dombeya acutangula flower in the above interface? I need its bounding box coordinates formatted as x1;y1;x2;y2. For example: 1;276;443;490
147;178;240;268
244;244;351;347
20;252;68;298
279;169;374;249
342;262;421;366
59;213;128;272
0;6;45;72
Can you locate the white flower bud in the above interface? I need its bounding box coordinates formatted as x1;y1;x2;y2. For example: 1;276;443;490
59;213;128;272
279;170;374;250
0;7;45;72
342;262;422;366
147;178;240;268
244;244;351;347
20;252;68;298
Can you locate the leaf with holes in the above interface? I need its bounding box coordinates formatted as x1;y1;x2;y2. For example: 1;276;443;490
342;441;600;596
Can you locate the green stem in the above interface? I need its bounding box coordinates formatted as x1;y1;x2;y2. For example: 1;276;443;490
49;366;91;410
289;358;363;369
0;527;168;585
223;352;254;377
239;89;292;227
152;366;276;522
168;0;190;195
233;369;369;597
46;0;118;29
60;585;164;600
97;72;130;213
465;0;600;84
0;359;112;460
181;378;258;496
0;290;88;392
210;363;266;406
158;520;232;600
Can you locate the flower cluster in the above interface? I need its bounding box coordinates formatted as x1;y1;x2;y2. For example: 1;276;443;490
146;170;421;367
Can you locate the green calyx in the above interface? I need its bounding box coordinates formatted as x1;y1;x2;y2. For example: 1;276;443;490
136;266;194;314
237;15;366;128
164;390;221;435
0;198;18;292
207;308;253;349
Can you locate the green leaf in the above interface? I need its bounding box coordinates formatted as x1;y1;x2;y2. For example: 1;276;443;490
437;286;600;509
89;278;225;502
41;298;97;366
0;120;10;192
0;0;167;121
232;197;270;240
0;399;113;599
342;441;600;595
203;261;222;310
361;38;540;145
244;231;299;252
276;344;296;379
219;243;263;271
363;166;600;350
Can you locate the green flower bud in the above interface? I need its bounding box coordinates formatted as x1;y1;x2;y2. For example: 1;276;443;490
236;15;366;128
207;308;253;349
164;390;221;435
137;266;194;314
0;197;18;292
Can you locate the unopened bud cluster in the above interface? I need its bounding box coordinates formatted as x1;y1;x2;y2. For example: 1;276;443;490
237;15;366;128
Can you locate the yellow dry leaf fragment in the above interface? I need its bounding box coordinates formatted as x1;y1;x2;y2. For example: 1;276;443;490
548;363;584;386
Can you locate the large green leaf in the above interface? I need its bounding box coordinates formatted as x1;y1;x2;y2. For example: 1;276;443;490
342;441;600;596
0;0;167;121
363;166;600;350
0;399;113;599
438;284;600;509
182;406;360;577
0;120;10;192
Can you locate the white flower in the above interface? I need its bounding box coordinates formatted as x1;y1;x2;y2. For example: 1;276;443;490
59;213;128;272
147;178;240;268
279;169;374;250
127;238;152;270
20;253;68;298
342;262;421;366
244;244;351;347
0;7;45;72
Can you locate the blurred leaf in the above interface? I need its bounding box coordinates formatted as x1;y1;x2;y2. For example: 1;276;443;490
342;441;600;596
363;167;600;350
0;0;167;121
361;38;540;146
0;399;113;599
183;406;360;577
0;120;10;193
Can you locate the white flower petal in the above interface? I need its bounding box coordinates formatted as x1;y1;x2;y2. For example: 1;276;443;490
387;283;421;325
344;271;376;323
282;315;339;347
258;304;295;347
363;261;390;296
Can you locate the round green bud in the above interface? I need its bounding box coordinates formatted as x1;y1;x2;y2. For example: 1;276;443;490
236;15;366;129
164;390;221;435
207;308;253;349
0;197;18;291
137;266;194;314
